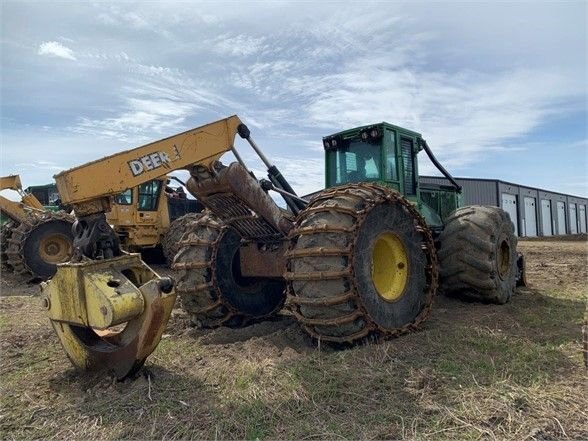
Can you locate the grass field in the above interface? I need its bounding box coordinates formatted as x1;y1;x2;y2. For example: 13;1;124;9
1;239;586;440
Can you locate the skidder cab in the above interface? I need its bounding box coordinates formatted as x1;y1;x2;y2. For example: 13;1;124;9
323;122;462;232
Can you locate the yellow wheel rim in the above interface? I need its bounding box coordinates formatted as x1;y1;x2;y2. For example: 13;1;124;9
371;232;409;302
38;234;72;264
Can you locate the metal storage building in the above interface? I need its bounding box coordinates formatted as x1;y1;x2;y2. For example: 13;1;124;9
420;176;588;237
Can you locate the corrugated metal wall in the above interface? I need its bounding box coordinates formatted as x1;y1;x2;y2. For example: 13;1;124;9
420;177;498;206
421;176;587;237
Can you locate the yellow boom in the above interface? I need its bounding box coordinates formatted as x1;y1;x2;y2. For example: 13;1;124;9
54;115;242;215
0;175;45;224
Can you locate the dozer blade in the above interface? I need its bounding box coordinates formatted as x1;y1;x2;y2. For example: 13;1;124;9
41;254;176;379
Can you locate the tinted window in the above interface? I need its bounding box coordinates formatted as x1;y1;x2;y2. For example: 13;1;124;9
114;189;132;205
385;131;398;181
138;181;161;211
327;140;381;186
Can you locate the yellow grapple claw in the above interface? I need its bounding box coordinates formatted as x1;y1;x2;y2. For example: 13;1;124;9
42;254;176;379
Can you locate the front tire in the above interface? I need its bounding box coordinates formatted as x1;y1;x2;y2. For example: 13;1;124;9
173;212;286;328
438;205;517;304
286;183;438;343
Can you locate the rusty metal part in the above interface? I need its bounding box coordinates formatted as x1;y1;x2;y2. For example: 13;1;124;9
72;198;112;218
5;211;75;280
173;212;286;328
42;253;176;379
239;240;288;278
516;252;528;287
285;183;438;344
186;162;293;241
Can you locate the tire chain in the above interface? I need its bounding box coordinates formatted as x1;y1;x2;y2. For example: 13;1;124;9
162;212;204;264
5;211;74;279
1;220;16;272
173;212;285;327
285;183;439;344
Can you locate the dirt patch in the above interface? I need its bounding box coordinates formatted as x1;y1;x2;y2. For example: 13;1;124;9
0;270;41;297
518;239;587;295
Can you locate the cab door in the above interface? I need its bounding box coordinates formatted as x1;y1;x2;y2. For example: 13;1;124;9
383;129;400;193
136;180;163;225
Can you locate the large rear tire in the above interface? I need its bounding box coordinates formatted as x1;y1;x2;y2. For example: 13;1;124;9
162;212;204;265
286;183;438;343
173;212;286;328
438;205;517;304
5;212;74;280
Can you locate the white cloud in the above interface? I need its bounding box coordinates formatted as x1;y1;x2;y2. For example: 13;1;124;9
65;60;238;141
212;34;268;56
247;156;324;198
97;7;149;29
14;160;63;172
38;41;77;61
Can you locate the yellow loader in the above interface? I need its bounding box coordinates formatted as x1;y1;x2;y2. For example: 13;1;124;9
0;175;74;280
107;176;203;263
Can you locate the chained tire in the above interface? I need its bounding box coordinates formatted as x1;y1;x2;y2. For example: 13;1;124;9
1;221;15;272
173;212;287;328
161;212;204;264
5;211;74;280
438;205;517;304
286;183;438;344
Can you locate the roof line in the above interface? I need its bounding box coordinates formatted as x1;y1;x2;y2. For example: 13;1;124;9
420;175;588;200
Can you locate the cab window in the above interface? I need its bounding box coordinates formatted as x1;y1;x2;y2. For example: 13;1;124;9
114;189;132;205
327;140;381;186
385;131;398;181
138;180;161;211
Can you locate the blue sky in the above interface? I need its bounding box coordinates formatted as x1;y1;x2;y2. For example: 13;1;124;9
1;1;587;199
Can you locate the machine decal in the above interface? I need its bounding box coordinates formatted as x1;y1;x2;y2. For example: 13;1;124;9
128;151;178;176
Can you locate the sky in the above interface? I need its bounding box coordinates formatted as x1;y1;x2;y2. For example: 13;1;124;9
1;1;587;200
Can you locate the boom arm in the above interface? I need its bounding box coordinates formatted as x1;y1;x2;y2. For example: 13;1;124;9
0;174;45;223
54;115;242;216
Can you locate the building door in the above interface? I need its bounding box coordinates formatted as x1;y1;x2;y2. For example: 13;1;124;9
579;205;587;233
569;203;577;234
540;199;552;236
501;193;518;236
523;197;537;237
556;201;566;234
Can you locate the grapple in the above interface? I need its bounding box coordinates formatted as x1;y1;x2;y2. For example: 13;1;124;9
41;254;176;379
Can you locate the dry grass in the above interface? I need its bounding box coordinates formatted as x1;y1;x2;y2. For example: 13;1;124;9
1;240;587;440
